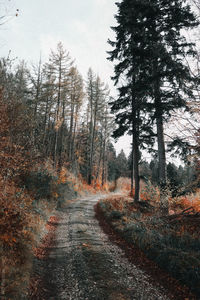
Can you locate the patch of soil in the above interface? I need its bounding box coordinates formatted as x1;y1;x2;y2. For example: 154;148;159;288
95;203;198;300
29;215;59;299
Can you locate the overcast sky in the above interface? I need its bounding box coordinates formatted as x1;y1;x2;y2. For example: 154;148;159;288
0;0;132;156
1;0;116;81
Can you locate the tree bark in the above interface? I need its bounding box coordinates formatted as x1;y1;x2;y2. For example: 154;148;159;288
132;122;140;202
131;96;140;202
156;112;168;213
88;91;98;184
153;57;168;214
101;137;106;186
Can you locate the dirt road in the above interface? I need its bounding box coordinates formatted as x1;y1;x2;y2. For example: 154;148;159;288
30;195;170;300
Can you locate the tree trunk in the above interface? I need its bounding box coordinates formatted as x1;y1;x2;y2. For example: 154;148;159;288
68;98;75;162
88;120;94;185
71;107;78;173
88;96;97;184
95;129;103;184
101;137;106;186
153;58;168;214
58;94;67;168
156;112;168;213
131;96;140;202
88;97;94;185
42;96;49;150
53;58;62;166
53;125;59;166
132;122;140;202
130;142;134;195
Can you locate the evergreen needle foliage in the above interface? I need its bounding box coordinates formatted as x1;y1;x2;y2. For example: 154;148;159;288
107;0;199;210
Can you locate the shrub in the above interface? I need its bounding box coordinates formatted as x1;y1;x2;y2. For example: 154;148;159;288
22;169;57;201
110;210;124;219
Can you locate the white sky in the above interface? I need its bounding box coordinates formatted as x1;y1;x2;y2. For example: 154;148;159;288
0;0;132;156
0;0;116;81
1;1;190;163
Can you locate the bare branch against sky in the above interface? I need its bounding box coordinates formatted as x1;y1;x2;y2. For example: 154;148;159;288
0;0;133;155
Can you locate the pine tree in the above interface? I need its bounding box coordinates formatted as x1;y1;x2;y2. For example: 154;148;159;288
144;0;198;212
108;0;198;209
116;149;129;178
107;0;156;202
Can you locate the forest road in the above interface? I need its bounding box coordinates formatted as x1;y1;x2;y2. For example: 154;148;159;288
30;194;170;300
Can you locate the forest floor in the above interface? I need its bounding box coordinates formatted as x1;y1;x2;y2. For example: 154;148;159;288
28;193;192;300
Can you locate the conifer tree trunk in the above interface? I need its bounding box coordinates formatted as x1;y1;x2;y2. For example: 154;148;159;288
88;105;97;184
68;97;75;161
101;137;106;186
156;112;168;213
95;128;103;183
131;96;140;202
48;42;73;167
131;145;134;194
154;73;168;213
156;115;166;185
132;125;140;202
42;96;50;149
88;113;94;185
88;82;94;185
101;117;108;187
88;88;98;184
33;57;42;120
58;97;66;168
71;107;78;172
53;61;62;165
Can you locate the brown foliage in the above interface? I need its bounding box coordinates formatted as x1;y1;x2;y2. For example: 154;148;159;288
0;95;35;296
33;216;59;260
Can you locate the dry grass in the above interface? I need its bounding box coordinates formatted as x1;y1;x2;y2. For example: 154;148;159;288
170;190;200;213
98;188;200;296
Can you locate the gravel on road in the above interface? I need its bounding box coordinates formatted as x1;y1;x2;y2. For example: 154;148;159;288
30;195;171;300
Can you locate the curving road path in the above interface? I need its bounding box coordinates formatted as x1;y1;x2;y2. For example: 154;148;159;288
30;195;170;300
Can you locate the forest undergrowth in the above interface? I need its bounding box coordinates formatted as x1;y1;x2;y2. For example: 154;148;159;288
0;153;110;299
0;47;116;298
0;158;108;299
0;95;110;299
97;178;200;297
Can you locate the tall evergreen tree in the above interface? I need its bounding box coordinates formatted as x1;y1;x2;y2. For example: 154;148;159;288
107;0;156;202
108;0;198;209
146;0;198;212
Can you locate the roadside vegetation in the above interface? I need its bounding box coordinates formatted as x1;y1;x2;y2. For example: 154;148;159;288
1;0;200;298
97;178;200;297
0;135;109;300
0;50;113;297
0;150;100;299
97;1;200;295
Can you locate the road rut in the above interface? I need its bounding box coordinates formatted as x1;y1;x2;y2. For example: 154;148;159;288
30;195;170;300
